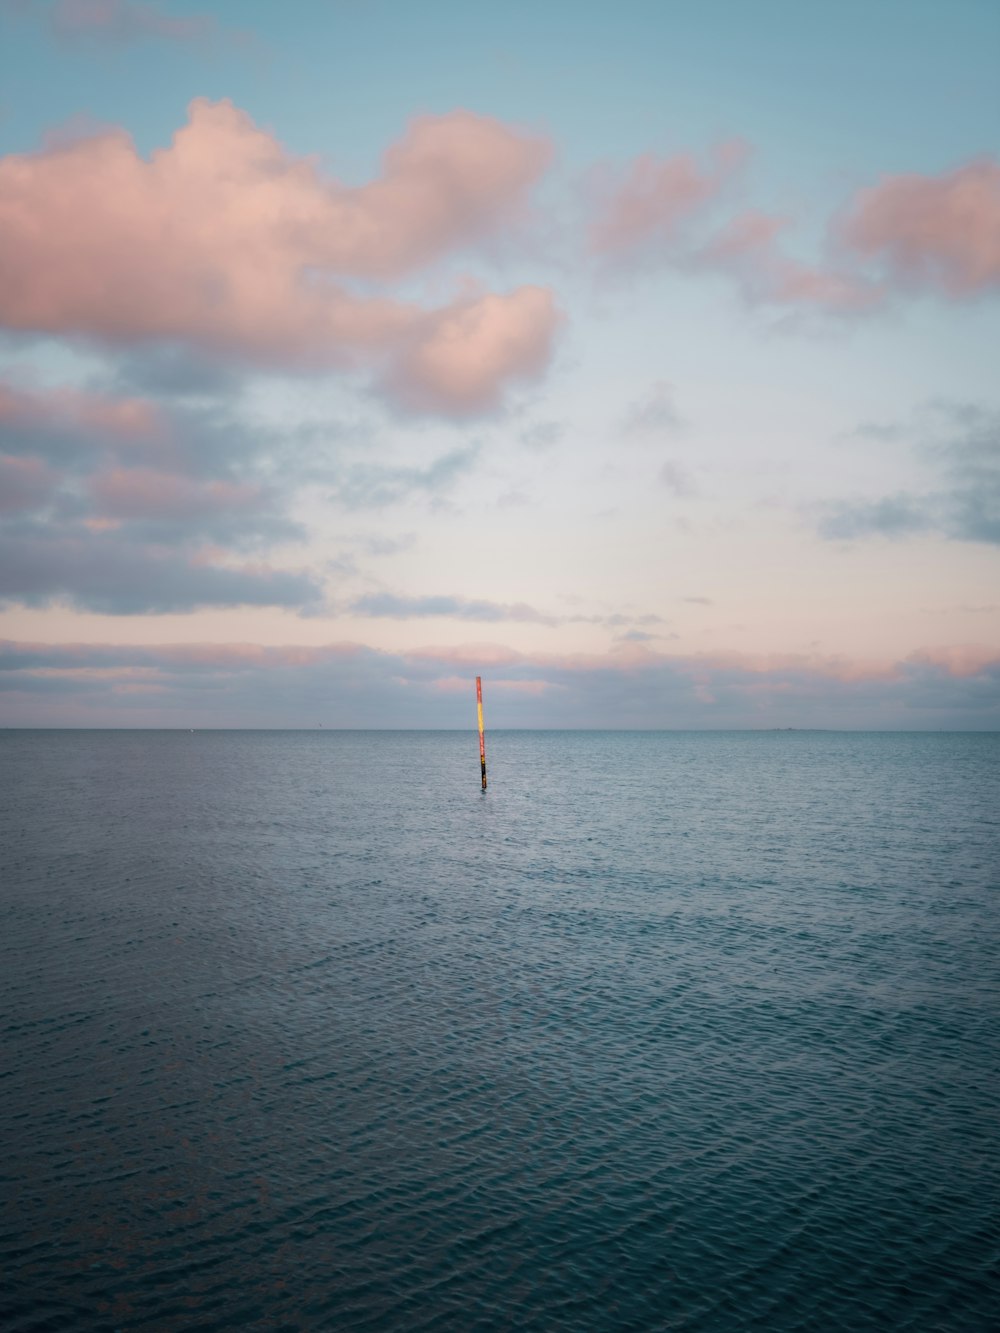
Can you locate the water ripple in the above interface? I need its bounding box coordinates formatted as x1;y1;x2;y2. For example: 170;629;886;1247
1;729;998;1330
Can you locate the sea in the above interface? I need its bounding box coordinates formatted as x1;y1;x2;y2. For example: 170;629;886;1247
1;729;998;1331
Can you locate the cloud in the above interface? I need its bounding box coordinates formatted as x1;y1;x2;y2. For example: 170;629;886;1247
0;376;290;522
0;99;558;414
623;380;685;436
48;0;215;43
2;0;258;58
699;160;1000;310
839;157;1000;297
351;532;417;558
588;141;747;259
385;286;560;415
349;592;667;632
659;460;697;497
89;468;267;524
909;644;1000;678
0;532;322;613
351;593;558;624
697;210;880;312
818;494;932;541
1;97;550;281
589;146;1000;313
329;444;479;509
616;629;657;643
106;345;246;398
0;377;324;612
1;638;997;729
818;403;1000;547
0;455;58;513
934;405;1000;545
0;379;163;449
519;420;564;450
585;142;883;312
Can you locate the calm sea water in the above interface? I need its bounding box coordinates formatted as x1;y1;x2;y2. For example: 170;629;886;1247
2;729;998;1331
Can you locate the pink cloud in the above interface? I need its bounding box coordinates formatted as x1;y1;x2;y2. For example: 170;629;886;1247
407;643;523;669
908;644;1000;677
149;643;346;669
405;642;927;687
426;672;559;697
3;638;997;730
341;110;553;277
89;468;264;521
590;149;1000;313
840;157;1000;296
489;678;560;695
6;638;995;687
687;650;902;684
0;381;162;438
388;286;560;414
0;640;363;671
702;209;787;261
50;0;214;43
587;145;880;311
589;140;747;257
0;376;328;613
0;455;57;512
0;100;557;412
429;674;472;694
699;210;881;312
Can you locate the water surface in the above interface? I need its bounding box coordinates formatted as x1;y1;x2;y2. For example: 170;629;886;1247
2;730;998;1329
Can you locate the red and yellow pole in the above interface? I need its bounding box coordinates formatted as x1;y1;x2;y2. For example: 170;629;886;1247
476;676;487;790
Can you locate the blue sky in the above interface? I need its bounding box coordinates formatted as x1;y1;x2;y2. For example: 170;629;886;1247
1;0;998;727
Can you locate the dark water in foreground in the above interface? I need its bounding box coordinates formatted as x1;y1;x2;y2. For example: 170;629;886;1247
1;729;998;1331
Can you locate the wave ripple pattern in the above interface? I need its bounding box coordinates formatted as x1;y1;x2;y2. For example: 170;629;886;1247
2;729;998;1331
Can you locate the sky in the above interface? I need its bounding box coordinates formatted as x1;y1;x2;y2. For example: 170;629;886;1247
0;0;998;728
